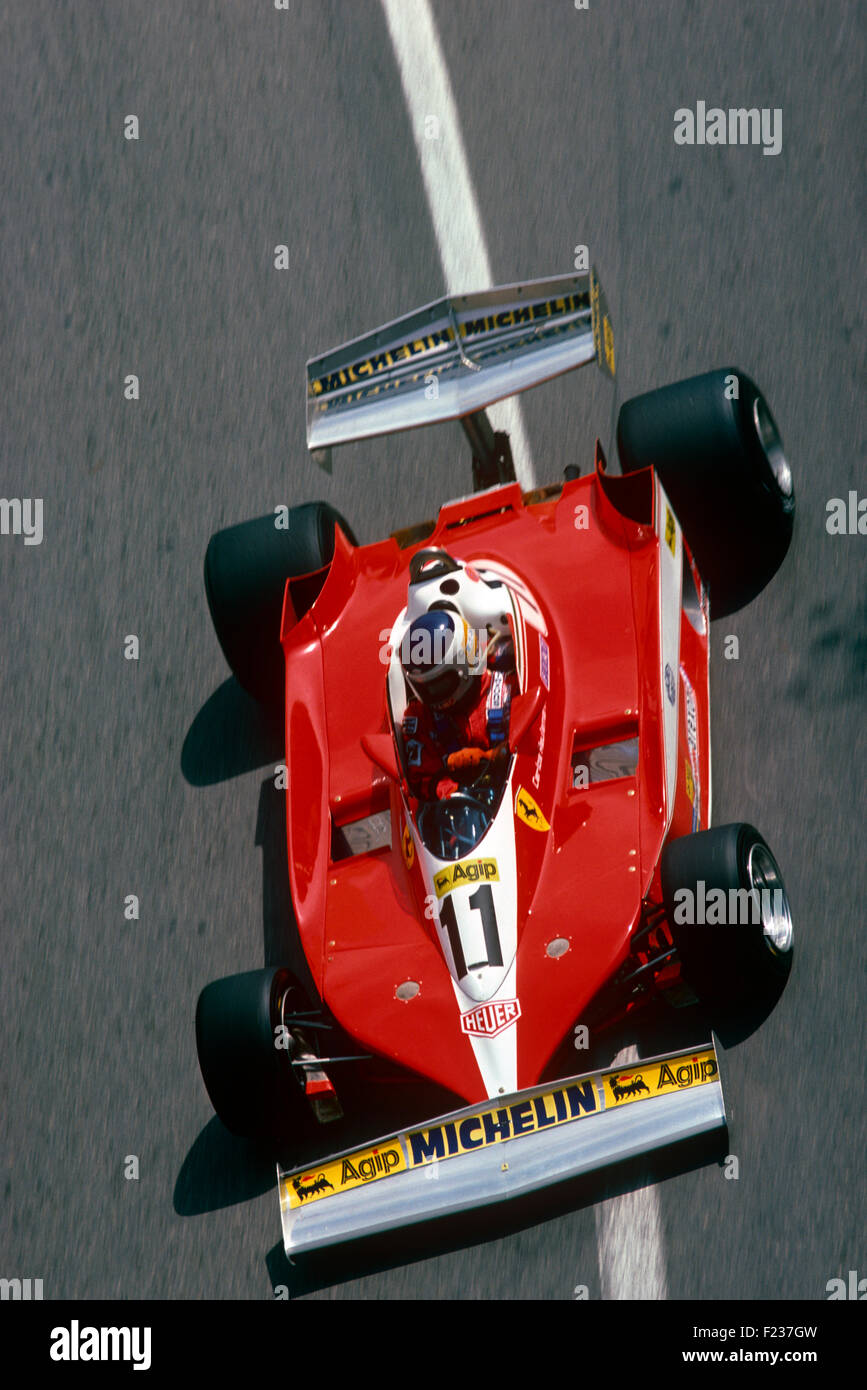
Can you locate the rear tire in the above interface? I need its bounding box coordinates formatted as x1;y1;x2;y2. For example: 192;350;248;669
195;967;308;1139
204;502;356;703
617;369;794;618
661;823;793;1026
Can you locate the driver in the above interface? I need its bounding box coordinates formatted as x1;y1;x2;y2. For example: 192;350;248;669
399;608;517;802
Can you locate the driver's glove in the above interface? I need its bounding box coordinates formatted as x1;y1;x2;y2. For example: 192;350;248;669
446;747;488;771
446;744;509;772
435;777;460;800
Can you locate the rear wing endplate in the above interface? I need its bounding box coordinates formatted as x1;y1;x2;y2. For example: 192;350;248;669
306;269;615;458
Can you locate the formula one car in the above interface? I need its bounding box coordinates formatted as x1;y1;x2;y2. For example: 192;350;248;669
195;272;795;1256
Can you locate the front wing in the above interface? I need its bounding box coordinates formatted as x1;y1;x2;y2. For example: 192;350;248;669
277;1042;725;1256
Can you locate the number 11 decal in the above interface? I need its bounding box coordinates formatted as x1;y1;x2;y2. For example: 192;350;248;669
440;884;503;978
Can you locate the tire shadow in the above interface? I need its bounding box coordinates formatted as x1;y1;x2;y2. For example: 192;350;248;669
181;679;283;787
173;1118;275;1215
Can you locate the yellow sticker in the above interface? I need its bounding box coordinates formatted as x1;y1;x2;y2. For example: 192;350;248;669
664;508;678;556
590;269;601;353
603;1048;717;1108
515;786;550;832
433;858;499;898
282;1140;407;1210
401;821;415;869
603;315;616;376
664;506;677;556
684;759;695;805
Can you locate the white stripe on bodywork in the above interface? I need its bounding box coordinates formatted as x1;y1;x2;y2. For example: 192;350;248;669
421;775;518;1002
451;960;518;1099
388;558;529;1100
656;480;682;830
418;770;520;1098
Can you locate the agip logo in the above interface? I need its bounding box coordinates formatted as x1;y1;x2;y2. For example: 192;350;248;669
460;999;521;1038
282;1141;406;1210
608;1072;651;1103
340;1147;403;1185
433;858;499;898
602;1049;717;1107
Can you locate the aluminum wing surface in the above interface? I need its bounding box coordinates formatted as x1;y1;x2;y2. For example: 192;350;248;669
306;269;615;454
277;1042;724;1255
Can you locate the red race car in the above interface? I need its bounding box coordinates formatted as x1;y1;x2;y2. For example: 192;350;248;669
195;272;795;1256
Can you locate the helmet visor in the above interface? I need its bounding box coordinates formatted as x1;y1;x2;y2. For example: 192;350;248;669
416;664;466;707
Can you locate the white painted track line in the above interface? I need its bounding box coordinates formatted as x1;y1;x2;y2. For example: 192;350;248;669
380;0;535;487
594;1045;669;1299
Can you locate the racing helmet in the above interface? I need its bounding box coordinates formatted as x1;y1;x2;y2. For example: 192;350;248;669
400;610;481;710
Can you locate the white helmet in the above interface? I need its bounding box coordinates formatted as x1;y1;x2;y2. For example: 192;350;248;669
400;608;482;710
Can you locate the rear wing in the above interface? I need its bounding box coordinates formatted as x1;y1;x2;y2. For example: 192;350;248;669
306;269;615;459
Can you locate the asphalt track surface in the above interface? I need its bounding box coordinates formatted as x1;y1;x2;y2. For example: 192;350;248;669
2;1;864;1302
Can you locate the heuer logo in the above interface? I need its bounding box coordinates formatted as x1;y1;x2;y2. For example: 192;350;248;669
460;999;521;1038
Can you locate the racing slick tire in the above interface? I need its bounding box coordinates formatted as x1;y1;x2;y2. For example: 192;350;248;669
195;967;307;1139
204;502;357;703
616;369;794;619
661;823;794;1028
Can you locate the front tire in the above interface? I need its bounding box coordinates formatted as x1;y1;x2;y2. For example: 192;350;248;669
617;369;794;618
661;823;794;1025
204;502;356;703
195;967;307;1139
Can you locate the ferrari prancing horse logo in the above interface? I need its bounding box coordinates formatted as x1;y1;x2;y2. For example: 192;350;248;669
515;786;550;832
664;505;677;556
401;821;415;869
